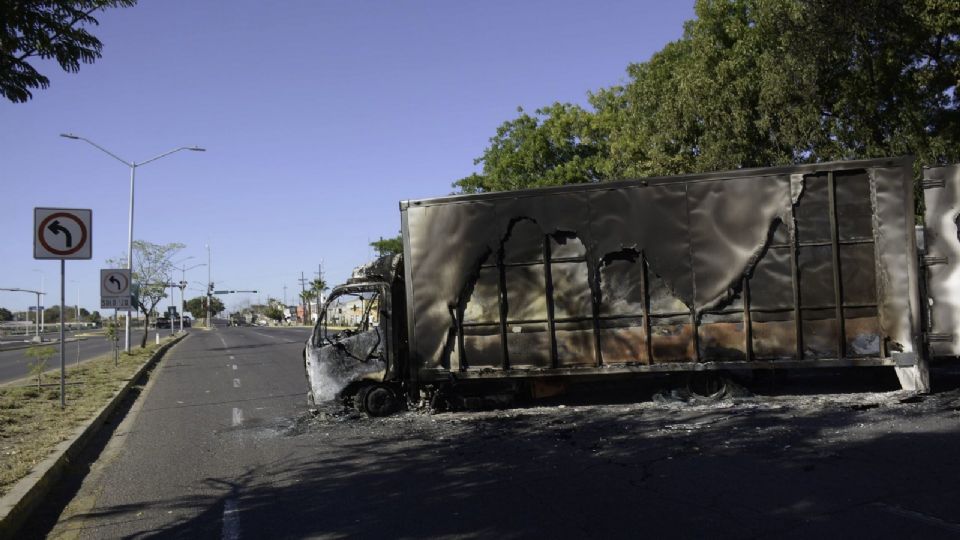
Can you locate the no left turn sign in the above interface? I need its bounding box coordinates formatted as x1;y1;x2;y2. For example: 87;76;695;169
34;208;92;260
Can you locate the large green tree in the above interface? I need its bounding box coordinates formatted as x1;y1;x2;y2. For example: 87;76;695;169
456;0;959;191
454;103;606;193
1;0;137;103
184;296;224;320
0;307;12;322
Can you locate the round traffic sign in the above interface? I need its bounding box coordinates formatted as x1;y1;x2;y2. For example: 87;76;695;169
38;212;89;256
102;271;130;294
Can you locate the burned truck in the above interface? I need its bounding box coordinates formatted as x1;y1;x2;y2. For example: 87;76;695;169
305;156;960;415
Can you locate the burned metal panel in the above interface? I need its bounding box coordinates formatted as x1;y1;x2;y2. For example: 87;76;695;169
872;165;921;355
405;201;496;370
923;165;960;356
401;157;918;379
304;329;386;402
588;184;695;306
687;175;792;310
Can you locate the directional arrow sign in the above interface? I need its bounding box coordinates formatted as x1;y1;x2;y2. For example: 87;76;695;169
100;268;132;310
34;208;92;260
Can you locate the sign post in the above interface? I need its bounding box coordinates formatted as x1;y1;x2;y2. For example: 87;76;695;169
34;208;92;408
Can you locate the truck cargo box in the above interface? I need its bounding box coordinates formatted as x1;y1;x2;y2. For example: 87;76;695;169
400;156;925;392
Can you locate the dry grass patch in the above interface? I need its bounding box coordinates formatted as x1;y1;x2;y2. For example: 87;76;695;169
0;337;176;497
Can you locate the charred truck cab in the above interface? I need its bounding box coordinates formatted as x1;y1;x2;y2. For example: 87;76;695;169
304;256;407;416
307;157;960;416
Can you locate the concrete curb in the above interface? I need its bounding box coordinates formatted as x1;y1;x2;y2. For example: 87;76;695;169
0;333;189;539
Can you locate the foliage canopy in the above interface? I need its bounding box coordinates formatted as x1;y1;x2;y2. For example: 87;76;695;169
370;235;404;257
0;0;137;102
455;0;959;193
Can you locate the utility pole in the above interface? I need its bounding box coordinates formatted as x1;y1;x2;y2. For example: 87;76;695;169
315;261;325;315
283;284;287;306
299;271;309;324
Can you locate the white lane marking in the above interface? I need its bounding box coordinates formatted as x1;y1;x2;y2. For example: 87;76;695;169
232;408;243;426
233;378;241;388
229;355;235;360
222;498;240;540
232;364;237;370
217;334;228;348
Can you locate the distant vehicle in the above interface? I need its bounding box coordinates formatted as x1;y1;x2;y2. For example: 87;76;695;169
305;157;957;416
181;316;191;328
155;317;171;329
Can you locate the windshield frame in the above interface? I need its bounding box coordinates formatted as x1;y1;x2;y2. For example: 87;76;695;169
311;282;389;348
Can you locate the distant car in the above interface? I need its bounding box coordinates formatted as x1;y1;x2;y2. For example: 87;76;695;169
156;317;171;329
181;316;191;328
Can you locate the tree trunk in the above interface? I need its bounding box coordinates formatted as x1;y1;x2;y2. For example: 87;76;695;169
141;313;150;348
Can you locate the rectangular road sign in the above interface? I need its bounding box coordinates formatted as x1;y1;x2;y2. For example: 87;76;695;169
100;269;133;311
101;297;133;310
34;208;92;260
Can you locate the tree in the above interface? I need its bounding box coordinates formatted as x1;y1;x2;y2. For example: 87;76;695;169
596;0;960;175
184;296;224;320
456;0;959;191
108;240;184;348
454;103;606;193
43;306;61;324
87;310;100;324
0;307;12;322
264;299;285;323
311;277;327;297
369;235;404;257
1;0;137;103
24;345;55;391
299;289;318;323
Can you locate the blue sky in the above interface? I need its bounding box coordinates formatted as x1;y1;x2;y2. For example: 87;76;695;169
1;0;694;315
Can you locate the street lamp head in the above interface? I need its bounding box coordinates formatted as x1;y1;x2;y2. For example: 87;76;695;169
189;146;206;152
59;133;80;140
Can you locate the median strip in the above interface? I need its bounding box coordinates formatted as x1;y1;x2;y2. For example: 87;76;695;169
0;333;187;538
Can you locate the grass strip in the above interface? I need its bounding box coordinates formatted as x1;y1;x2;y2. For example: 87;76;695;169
0;337;175;497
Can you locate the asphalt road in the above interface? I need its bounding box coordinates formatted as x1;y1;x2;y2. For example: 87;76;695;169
0;333;115;385
0;325;213;385
42;325;313;539
32;326;960;539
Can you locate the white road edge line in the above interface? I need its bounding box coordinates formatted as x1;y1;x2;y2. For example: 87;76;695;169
233;378;241;388
232;408;243;427
222;498;241;540
232;364;238;370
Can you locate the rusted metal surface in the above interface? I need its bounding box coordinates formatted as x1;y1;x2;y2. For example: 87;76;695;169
400;157;920;384
923;165;960;356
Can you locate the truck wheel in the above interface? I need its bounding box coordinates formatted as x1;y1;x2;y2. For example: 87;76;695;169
354;385;373;413
364;385;398;417
685;372;727;399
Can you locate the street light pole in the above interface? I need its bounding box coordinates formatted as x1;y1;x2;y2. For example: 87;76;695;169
206;244;212;328
0;288;45;338
60;133;205;352
174;262;204;333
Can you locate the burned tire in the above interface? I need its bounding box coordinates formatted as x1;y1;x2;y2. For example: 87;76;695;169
685;372;727;399
363;385;398;417
354;385;373;413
